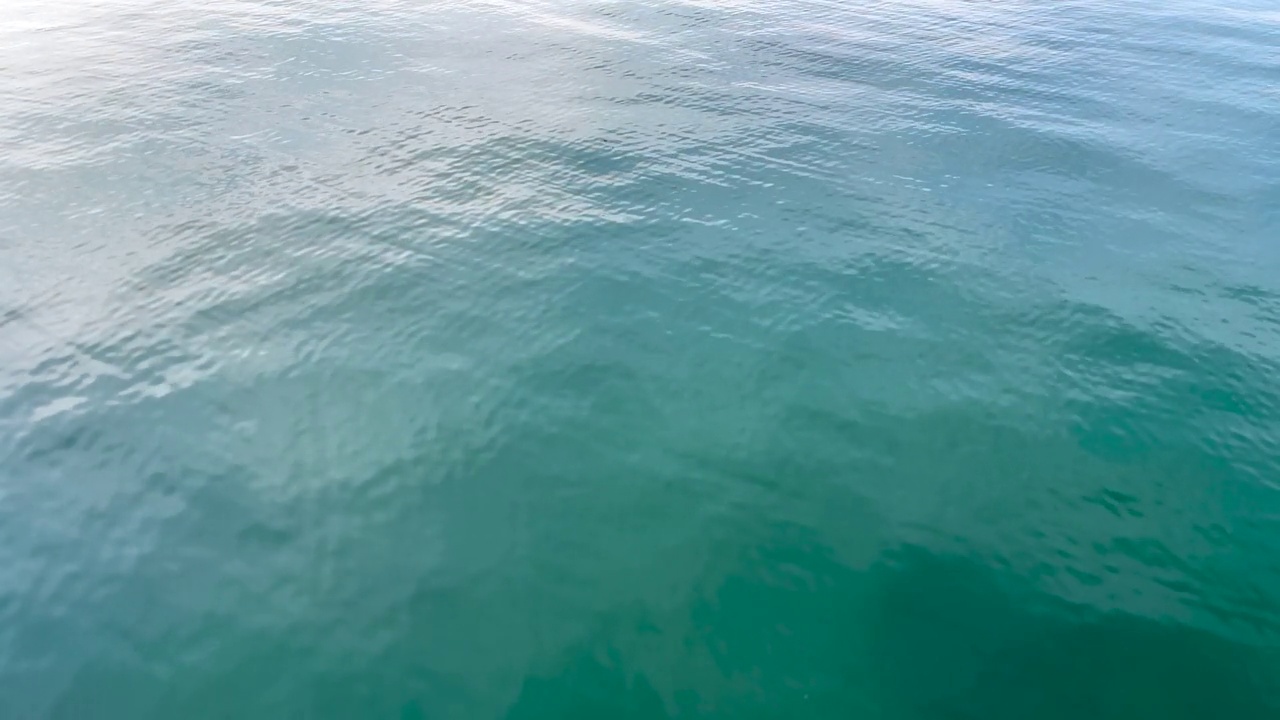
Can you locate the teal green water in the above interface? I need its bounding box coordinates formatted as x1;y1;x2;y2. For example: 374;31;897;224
2;0;1279;717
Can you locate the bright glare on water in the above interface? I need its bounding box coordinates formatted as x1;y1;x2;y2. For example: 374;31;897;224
1;0;1278;718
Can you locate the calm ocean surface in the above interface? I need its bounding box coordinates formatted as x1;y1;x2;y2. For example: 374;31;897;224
2;0;1279;717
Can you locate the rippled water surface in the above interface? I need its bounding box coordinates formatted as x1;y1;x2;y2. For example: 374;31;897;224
2;0;1279;717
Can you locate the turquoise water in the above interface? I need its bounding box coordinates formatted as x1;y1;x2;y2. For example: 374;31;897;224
2;0;1279;717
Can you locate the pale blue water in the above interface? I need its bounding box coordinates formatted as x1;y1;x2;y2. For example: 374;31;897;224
1;1;1279;718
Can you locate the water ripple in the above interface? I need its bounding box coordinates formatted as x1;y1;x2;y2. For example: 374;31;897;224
1;0;1278;717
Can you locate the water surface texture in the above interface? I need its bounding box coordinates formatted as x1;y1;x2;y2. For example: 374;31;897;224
2;0;1279;718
